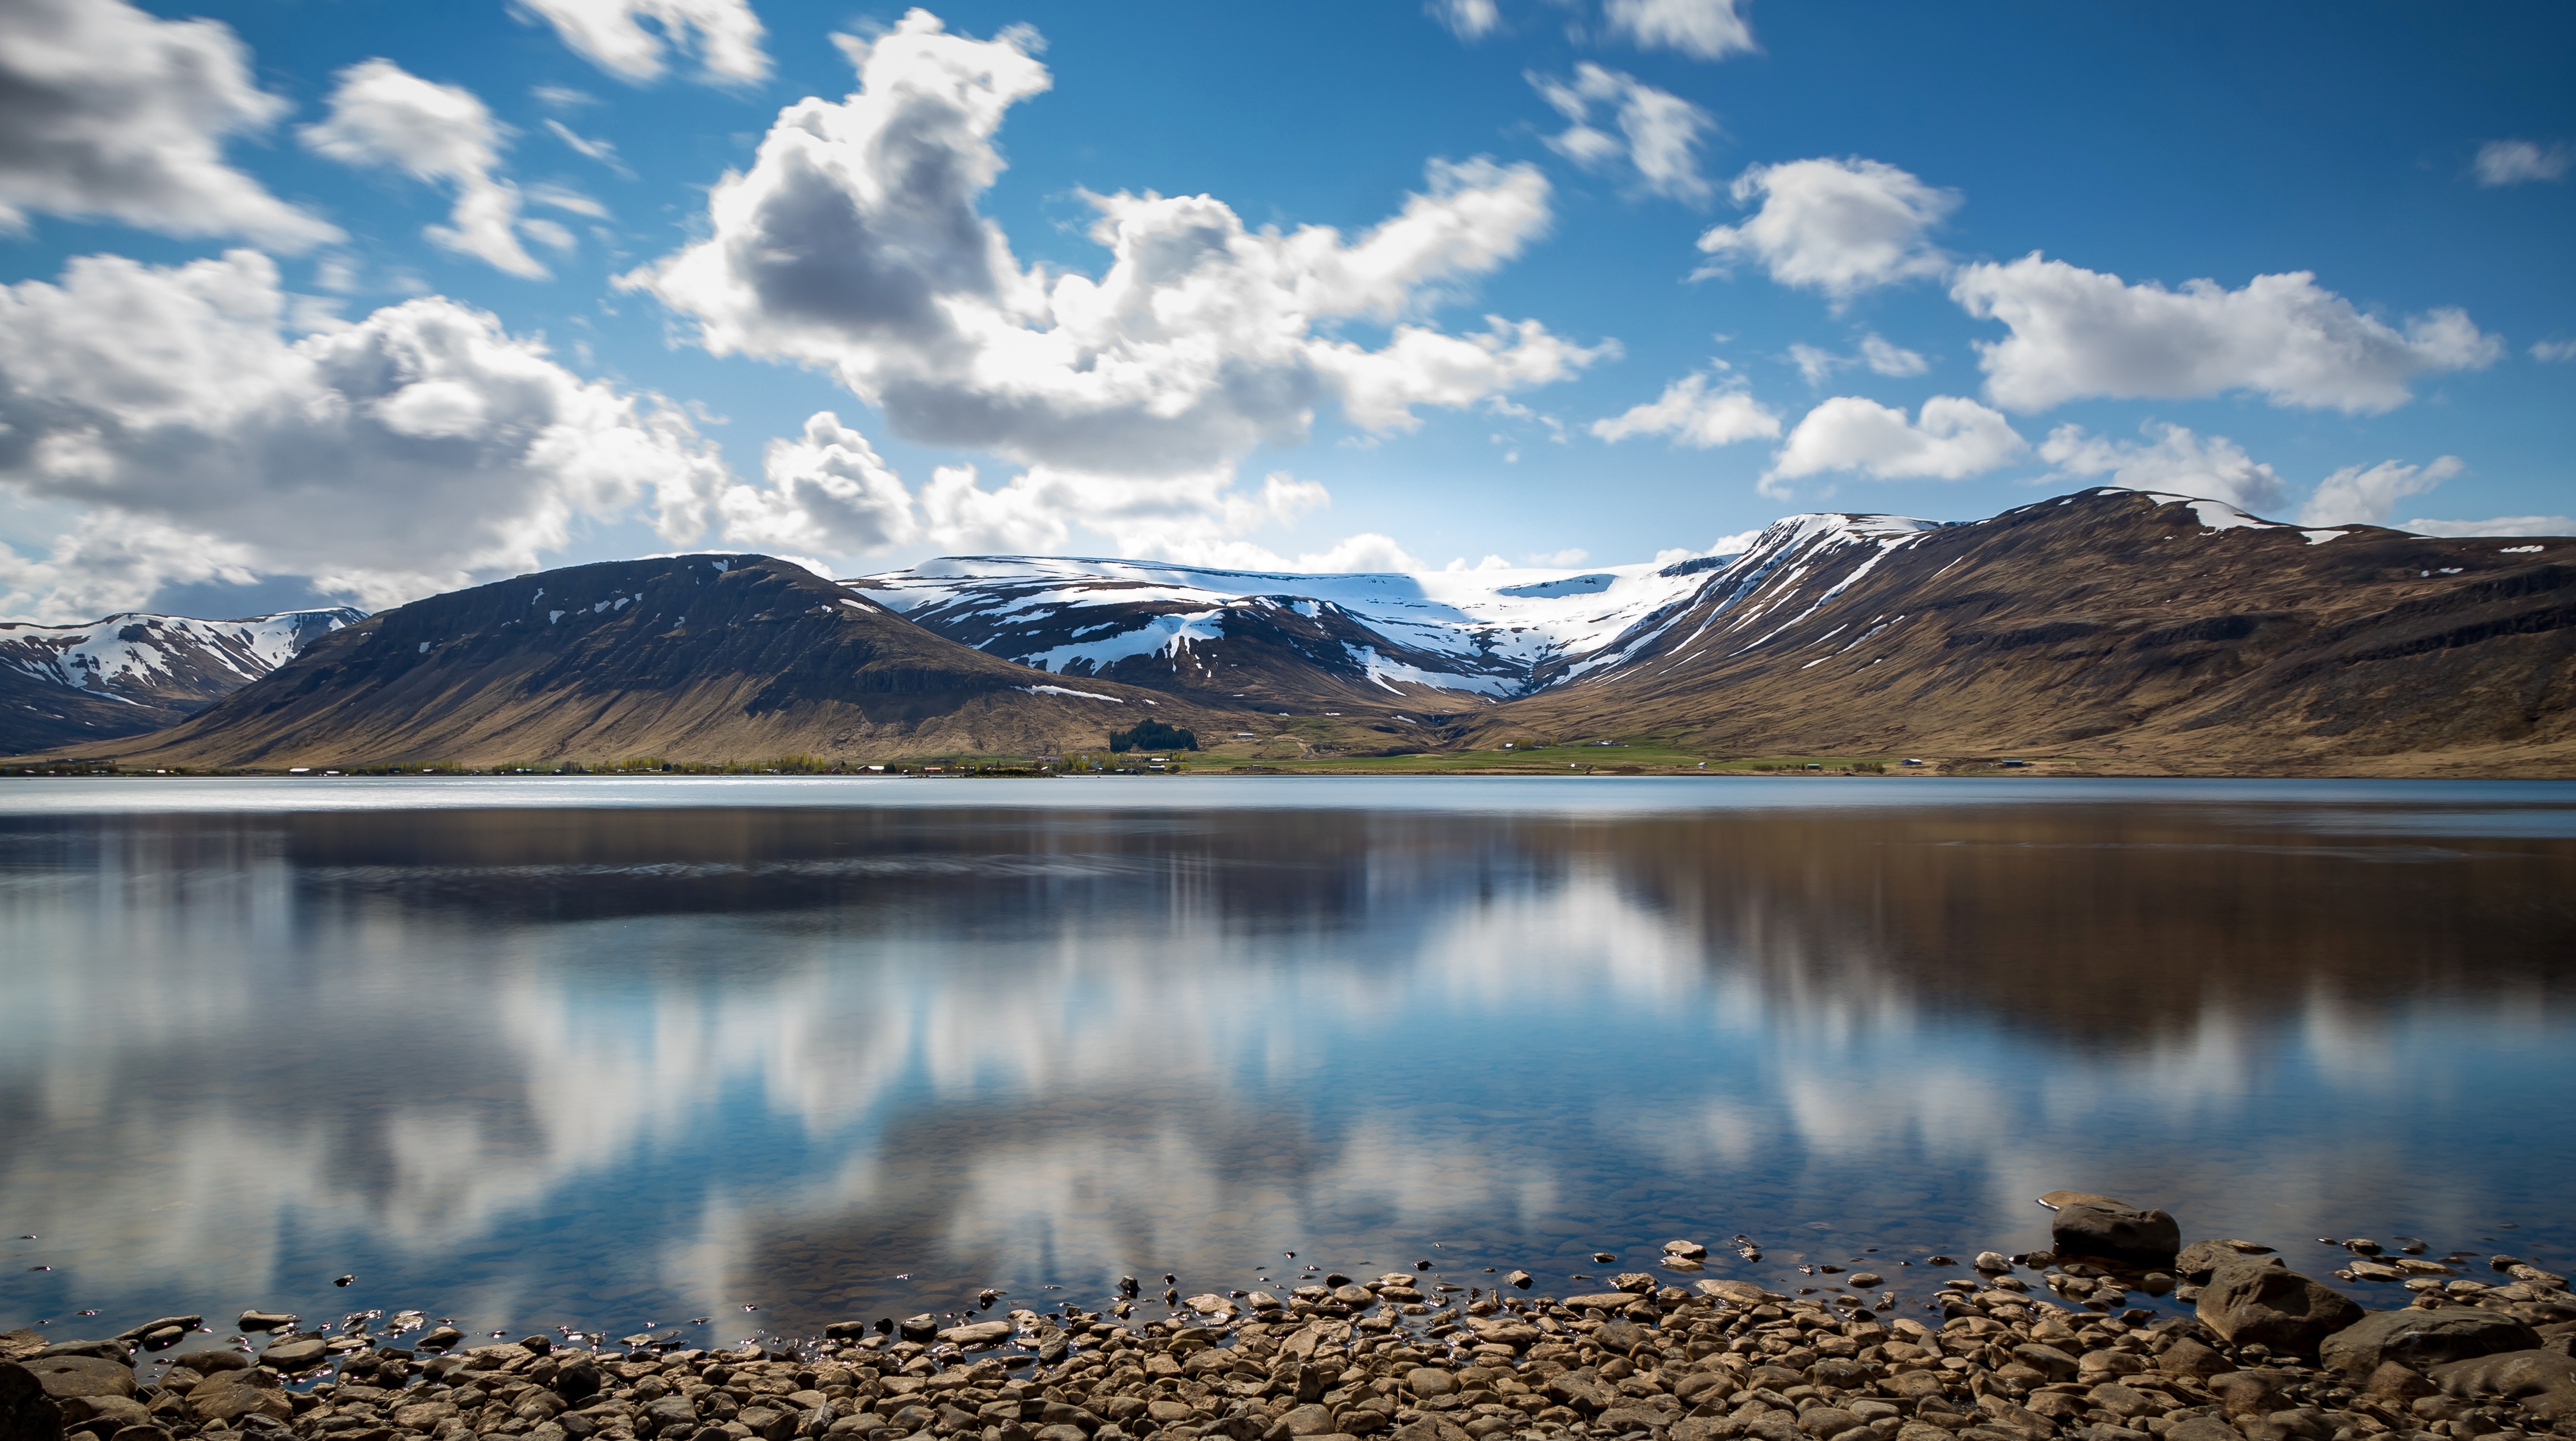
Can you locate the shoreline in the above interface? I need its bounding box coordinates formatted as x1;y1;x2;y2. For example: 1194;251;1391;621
9;1211;2573;1441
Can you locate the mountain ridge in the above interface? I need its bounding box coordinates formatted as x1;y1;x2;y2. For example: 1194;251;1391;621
14;488;2574;774
1;607;361;753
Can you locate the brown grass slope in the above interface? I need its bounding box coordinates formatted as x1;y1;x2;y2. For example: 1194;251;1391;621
62;555;1255;768
1475;489;2576;774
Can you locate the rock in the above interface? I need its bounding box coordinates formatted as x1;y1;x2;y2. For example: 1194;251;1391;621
2173;1241;2274;1281
61;1395;151;1436
1564;1292;1638;1313
2196;1262;2362;1357
934;1322;1012;1350
1403;1370;1453;1400
1594;1320;1651;1355
417;1328;462;1352
2155;1338;2232;1380
2428;1348;2576;1416
107;1426;170;1441
2036;1191;2128;1211
2160;1419;2238;1441
1694;1280;1771;1306
2050;1202;2180;1269
1664;1241;1708;1260
1847;1272;1882;1288
11;1360;134;1405
110;1321;199;1349
24;1348;123;1368
1389;1419;1471;1441
2319;1307;2541;1381
170;1353;247;1375
186;1370;289;1427
1504;1272;1531;1290
1;1362;69;1441
2362;1362;2435;1401
257;1339;327;1373
896;1316;937;1344
1972;1253;2012;1274
2210;1371;2291;1419
2009;1345;2077;1381
1280;1404;1337;1437
0;1333;44;1364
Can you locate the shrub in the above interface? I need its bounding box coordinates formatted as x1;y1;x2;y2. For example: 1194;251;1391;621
1108;719;1198;753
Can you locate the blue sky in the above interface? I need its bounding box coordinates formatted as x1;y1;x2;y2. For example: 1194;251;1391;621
0;0;2570;622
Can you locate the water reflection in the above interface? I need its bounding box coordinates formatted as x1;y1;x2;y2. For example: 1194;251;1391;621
0;782;2570;1347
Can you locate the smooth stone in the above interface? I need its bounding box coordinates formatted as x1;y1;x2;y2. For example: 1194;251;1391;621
2318;1308;2541;1382
2196;1263;2362;1358
260;1339;329;1373
2050;1204;2181;1270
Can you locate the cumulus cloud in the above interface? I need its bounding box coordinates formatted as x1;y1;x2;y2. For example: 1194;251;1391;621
625;10;1603;480
1602;0;1757;60
1767;395;2025;491
2400;515;2574;539
1591;371;1781;447
716;412;920;557
1531;64;1715;203
2298;456;2465;528
518;0;770;85
1694;157;1957;305
2473;140;2570;187
1427;0;1501;40
301;60;548;279
1951;254;2501;414
0;0;339;249
2037;422;2290;516
0;251;726;622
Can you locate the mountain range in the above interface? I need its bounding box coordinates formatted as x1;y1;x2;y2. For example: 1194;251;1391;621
1;607;360;754
13;488;2573;774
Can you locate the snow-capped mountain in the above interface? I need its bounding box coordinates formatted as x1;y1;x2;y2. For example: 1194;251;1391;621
844;512;1949;710
2;607;363;754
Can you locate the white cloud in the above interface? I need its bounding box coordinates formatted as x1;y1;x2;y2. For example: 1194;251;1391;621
1591;371;1781;447
300;60;548;279
718;411;919;557
544;119;632;177
1694;157;1958;305
0;0;339;250
1767;395;2025;489
1858;333;1927;376
2298;456;2464;528
0;250;726;621
625;10;1603;480
1951;254;2501;414
1531;64;1715;203
2533;339;2576;363
2037;422;2290;516
517;0;770;85
1786;333;1927;385
2474;139;2570;187
1427;0;1500;40
2400;514;2574;539
1602;0;1757;60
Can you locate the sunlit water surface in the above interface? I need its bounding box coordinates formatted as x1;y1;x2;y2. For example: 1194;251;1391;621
2;776;2571;1349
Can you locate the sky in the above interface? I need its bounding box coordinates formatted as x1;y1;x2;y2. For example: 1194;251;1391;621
0;0;2571;623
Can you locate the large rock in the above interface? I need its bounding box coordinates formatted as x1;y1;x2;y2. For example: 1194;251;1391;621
933;1322;1011;1350
2428;1350;2576;1421
258;1337;329;1373
2320;1308;2542;1382
7;1361;132;1405
2051;1203;2181;1269
1;1362;67;1441
2196;1262;2362;1357
184;1370;289;1427
2174;1241;2274;1281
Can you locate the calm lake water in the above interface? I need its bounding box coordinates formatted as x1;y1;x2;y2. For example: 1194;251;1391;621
2;776;2571;1350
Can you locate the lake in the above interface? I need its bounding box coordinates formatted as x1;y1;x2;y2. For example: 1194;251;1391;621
2;776;2571;1351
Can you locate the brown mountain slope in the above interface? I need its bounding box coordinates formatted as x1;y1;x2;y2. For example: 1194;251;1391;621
1471;489;2576;774
59;556;1255;769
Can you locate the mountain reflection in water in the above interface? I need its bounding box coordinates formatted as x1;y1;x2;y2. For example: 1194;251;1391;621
0;779;2570;1344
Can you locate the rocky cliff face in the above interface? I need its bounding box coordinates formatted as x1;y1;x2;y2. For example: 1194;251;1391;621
72;556;1255;769
0;608;360;754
